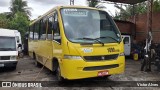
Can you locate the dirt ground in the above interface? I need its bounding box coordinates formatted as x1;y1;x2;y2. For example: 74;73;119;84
0;56;160;90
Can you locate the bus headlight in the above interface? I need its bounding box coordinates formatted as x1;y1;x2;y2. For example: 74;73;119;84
10;56;16;60
119;52;125;56
64;55;82;60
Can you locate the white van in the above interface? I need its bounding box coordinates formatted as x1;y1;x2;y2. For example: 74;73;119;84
0;28;18;69
14;30;23;54
122;35;131;56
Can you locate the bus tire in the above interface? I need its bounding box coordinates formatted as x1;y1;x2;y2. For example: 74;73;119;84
56;64;65;82
104;75;111;78
52;59;58;75
33;52;36;60
33;53;41;67
98;75;111;80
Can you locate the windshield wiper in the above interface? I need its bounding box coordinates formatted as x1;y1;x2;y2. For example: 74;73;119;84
98;36;120;43
76;37;104;46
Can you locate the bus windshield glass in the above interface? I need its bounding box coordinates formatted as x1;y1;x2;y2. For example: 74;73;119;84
61;8;121;43
0;36;16;51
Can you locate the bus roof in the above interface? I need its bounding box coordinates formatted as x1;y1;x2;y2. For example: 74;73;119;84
30;6;102;25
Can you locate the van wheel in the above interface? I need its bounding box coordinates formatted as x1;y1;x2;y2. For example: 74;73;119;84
56;65;65;82
11;66;17;70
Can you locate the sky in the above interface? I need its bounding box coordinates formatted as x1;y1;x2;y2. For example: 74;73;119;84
0;0;118;20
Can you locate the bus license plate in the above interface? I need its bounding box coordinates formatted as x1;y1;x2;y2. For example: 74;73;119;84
98;70;109;76
0;64;4;67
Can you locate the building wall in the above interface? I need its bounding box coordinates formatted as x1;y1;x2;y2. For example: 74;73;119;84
135;12;160;43
114;20;134;35
114;12;160;44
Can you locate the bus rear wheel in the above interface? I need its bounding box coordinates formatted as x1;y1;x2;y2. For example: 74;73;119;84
34;61;42;67
33;53;41;67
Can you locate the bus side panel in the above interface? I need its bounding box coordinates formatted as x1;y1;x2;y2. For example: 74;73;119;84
52;41;62;69
36;40;53;70
28;40;35;58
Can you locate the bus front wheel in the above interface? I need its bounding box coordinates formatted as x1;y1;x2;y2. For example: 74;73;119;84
56;65;65;82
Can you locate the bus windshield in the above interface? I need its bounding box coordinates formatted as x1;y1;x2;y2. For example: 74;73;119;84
0;36;16;51
61;8;121;44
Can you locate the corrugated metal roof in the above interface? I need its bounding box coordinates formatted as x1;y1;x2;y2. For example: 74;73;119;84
104;0;147;4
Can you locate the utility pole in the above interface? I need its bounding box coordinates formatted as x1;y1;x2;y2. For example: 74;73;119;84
146;0;153;53
146;0;153;38
141;0;153;72
70;0;74;5
144;0;153;71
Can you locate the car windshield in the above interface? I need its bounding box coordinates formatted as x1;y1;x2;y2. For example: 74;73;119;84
0;36;16;51
61;8;121;44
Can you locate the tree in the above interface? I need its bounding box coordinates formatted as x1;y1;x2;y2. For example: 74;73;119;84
115;0;160;20
9;12;29;39
10;0;31;18
0;13;11;28
7;0;31;41
88;0;99;7
114;2;147;20
153;0;160;12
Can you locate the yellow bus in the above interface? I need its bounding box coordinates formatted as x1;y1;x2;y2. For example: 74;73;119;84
28;6;125;81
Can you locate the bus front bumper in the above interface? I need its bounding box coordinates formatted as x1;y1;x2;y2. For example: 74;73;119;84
60;56;125;80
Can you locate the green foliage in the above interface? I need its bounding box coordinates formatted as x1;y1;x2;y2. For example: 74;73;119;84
153;0;160;12
115;0;160;20
0;0;32;41
114;2;147;20
10;0;31;19
88;0;99;7
0;13;11;28
9;12;29;39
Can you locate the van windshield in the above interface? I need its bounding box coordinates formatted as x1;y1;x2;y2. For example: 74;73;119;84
61;8;121;44
0;36;16;51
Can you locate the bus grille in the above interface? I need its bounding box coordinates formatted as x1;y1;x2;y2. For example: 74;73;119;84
83;54;119;61
83;64;119;71
0;56;10;60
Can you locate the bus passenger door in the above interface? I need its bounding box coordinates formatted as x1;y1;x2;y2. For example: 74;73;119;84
52;12;62;60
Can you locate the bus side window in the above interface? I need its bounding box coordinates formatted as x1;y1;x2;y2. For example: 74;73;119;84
29;25;34;40
32;24;35;40
47;15;54;40
40;18;47;40
38;20;41;39
34;22;39;40
53;12;61;44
